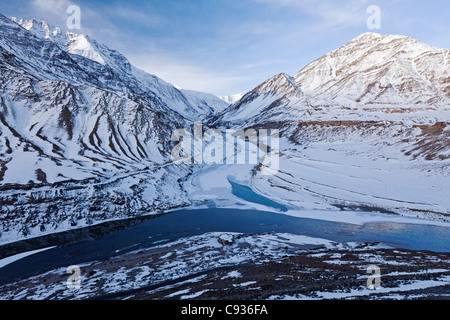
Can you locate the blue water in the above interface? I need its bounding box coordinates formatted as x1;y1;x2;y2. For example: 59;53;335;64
228;179;288;212
0;208;449;286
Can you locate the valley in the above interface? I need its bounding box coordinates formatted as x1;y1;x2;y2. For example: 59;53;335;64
0;14;449;300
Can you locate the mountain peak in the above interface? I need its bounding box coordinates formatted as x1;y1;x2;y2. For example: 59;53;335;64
1;15;228;122
294;33;449;106
10;17;109;65
353;32;411;42
11;17;65;42
353;32;382;39
219;93;244;105
213;32;449;127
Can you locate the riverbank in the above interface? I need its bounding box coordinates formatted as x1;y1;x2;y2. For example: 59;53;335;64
1;231;448;300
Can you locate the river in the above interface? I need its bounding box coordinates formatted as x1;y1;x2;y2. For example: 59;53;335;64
0;206;449;286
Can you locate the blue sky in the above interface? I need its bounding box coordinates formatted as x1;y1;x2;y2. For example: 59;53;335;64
1;0;449;96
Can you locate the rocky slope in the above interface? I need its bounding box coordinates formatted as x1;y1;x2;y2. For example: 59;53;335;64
1;232;448;300
208;33;450;221
1;14;449;244
209;33;450;161
212;33;450;127
0;14;224;242
295;33;450;106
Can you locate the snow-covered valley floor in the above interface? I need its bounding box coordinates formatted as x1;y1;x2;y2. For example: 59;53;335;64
1;136;449;300
184;137;450;226
1;14;450;301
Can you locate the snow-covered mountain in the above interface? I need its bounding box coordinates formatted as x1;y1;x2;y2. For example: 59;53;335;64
209;72;310;125
206;33;450;223
1;14;194;181
0;15;225;240
219;93;243;105
10;17;225;120
212;33;449;126
1;15;449;244
295;33;449;106
0;15;229;185
180;89;229;115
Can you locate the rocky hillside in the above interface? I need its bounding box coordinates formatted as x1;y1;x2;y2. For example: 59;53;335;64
1;15;449;243
0;14;219;242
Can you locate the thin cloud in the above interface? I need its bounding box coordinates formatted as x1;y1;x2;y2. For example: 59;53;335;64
29;0;98;35
252;0;371;29
102;6;166;28
31;0;72;18
129;52;254;96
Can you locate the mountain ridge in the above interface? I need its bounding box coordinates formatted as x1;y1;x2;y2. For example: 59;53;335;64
1;15;449;243
211;31;449;127
294;32;449;106
8;15;227;120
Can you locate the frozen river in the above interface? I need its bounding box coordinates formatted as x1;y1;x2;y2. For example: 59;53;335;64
1;206;449;286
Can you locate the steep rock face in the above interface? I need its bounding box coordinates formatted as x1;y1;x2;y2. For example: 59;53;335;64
0;14;189;184
1;14;449;243
0;15;218;241
206;32;450;221
10;16;226;120
294;33;450;106
209;73;312;126
213;33;450;127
